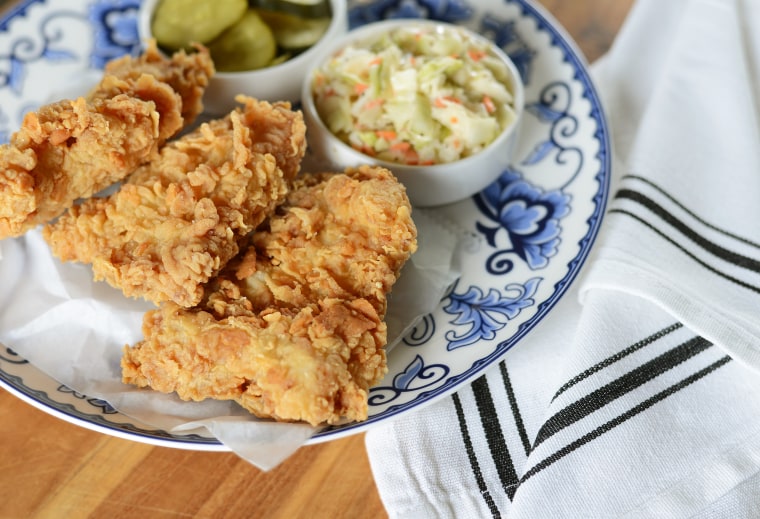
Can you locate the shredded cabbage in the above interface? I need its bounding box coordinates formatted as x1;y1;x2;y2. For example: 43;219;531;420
311;25;518;165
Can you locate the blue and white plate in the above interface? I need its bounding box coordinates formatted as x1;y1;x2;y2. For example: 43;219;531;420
0;0;609;448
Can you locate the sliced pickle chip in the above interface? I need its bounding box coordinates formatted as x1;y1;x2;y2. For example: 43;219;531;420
269;52;292;66
257;9;330;50
151;0;248;50
250;0;331;19
207;10;277;72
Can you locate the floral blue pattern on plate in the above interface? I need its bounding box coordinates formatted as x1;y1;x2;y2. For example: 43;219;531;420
0;0;609;448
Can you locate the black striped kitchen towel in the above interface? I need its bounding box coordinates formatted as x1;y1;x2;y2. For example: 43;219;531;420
366;0;760;516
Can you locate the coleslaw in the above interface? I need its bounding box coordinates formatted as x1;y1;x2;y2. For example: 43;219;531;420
310;24;519;165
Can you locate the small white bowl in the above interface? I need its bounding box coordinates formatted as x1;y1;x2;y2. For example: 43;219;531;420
139;0;348;115
301;19;524;207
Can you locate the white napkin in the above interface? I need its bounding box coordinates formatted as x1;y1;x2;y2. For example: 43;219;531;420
365;0;760;517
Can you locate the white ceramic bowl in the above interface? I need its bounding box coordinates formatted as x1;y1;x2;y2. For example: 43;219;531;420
139;0;348;115
301;19;524;207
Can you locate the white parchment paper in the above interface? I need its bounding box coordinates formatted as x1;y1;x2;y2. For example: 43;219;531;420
0;207;460;470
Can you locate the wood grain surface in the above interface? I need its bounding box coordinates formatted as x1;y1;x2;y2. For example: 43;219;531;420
0;1;634;518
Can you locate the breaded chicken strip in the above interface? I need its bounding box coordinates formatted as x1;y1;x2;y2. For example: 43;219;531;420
99;40;213;127
0;93;164;238
0;44;214;238
121;166;417;425
234;165;419;317
124;298;387;426
44;96;307;307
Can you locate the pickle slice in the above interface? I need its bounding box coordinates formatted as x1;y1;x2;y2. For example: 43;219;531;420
151;0;248;50
207;10;277;72
250;0;331;19
257;9;330;50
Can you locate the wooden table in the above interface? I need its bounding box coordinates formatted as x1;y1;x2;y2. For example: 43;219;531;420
0;2;634;517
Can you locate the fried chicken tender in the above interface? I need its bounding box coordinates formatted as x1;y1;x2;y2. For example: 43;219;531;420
0;43;214;238
234;165;419;317
123;298;387;426
121;166;417;425
44;96;307;307
100;40;213;127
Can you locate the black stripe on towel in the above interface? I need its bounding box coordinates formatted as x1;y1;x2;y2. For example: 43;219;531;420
520;355;731;485
552;322;683;401
500;362;532;456
610;208;760;294
453;393;500;518
621;175;760;249
472;375;519;501
616;189;760;273
533;336;713;448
